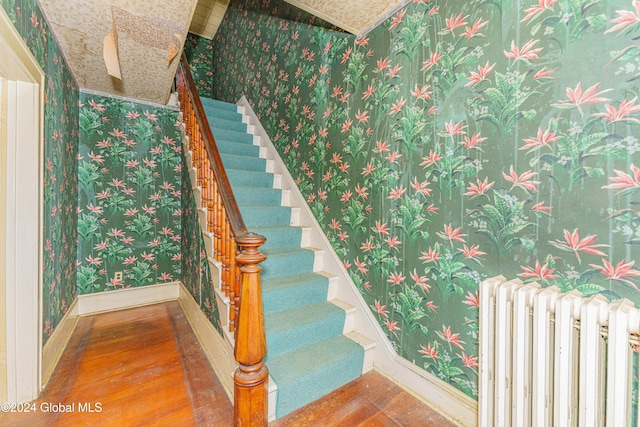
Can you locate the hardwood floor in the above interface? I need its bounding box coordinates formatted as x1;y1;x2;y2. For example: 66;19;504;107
0;301;457;427
272;371;456;427
0;302;233;427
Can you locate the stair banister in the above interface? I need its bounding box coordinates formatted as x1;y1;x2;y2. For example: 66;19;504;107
176;54;268;426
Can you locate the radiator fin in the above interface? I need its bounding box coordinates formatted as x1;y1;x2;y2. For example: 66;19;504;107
479;276;640;427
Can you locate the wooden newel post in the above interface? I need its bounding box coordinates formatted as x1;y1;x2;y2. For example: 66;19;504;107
234;232;268;426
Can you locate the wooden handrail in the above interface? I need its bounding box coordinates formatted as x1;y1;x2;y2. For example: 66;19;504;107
176;54;268;426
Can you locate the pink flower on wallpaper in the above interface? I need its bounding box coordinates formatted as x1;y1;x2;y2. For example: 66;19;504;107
437;326;465;350
552;82;611;113
531;202;553;217
411;178;432;197
390;8;406;29
439;13;468;36
390;98;406;114
419;343;439;360
518;260;559;280
502;165;540;193
388;185;406;200
437;224;467;245
360;239;374;252
445;120;467;137
411;84;432;100
520;127;561;151
421;52;442;71
460;133;487;151
462;291;480;309
420;245;441;262
354;257;368;274
602;164;640;194
123;256;138;265
593;97;640;124
549;228;608;262
355;183;369;199
384;320;401;338
465;61;495;87
388;272;406;286
420;150;441;166
410;269;430;292
503;39;542;62
85;255;102;266
88;99;104;112
362;85;376;100
521;0;558;23
373;221;390;235
589;259;640;290
376;57;390;72
457;351;479;370
533;66;556;80
464;177;494;198
87;203;103;215
458;244;487;263
604;0;640;35
462;19;488;39
374;300;389;318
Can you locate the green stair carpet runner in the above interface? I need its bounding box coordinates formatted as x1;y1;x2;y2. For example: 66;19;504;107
200;97;364;418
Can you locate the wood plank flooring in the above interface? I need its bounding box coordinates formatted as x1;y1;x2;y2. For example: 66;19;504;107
272;371;456;427
0;302;233;427
0;301;457;427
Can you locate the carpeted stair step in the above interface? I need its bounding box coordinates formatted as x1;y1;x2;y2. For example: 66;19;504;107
201;97;238;112
267;335;364;418
262;272;329;315
211;127;254;144
207;116;247;133
252;225;302;250
233;186;282;206
203;105;243;122
226;169;273;188
216;139;260;157
265;301;345;361
220;152;266;172
239;206;292;227
261;247;316;280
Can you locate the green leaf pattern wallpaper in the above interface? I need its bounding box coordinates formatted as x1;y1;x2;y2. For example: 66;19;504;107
1;0;80;344
77;94;182;294
186;0;640;397
181;153;223;334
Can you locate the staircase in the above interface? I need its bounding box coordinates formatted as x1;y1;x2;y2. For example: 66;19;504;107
196;97;372;419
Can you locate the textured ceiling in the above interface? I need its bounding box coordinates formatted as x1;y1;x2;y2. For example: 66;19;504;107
283;0;408;36
40;0;198;104
38;0;406;105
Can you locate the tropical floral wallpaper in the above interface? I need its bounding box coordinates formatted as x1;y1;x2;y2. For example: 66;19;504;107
77;94;182;293
181;158;223;333
1;0;79;344
186;0;640;398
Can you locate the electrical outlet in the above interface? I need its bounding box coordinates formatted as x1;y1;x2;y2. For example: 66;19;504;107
114;271;123;282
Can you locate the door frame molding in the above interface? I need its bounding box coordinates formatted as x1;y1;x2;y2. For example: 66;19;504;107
0;6;45;403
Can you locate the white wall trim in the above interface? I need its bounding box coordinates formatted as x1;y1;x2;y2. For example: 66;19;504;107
1;6;45;404
237;96;477;426
76;282;181;316
177;282;236;399
41;298;78;387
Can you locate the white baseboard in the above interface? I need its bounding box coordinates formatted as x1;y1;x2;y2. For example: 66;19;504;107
41;298;79;387
177;282;236;400
76;282;181;316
